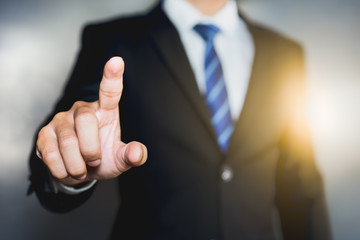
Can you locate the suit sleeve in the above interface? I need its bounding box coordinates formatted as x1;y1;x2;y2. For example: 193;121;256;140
28;24;111;213
275;45;332;240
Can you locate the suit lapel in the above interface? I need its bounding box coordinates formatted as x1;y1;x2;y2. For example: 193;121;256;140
227;22;288;162
145;5;220;149
227;22;273;157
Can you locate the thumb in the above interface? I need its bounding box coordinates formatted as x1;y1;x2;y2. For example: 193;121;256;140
115;142;148;172
99;56;124;110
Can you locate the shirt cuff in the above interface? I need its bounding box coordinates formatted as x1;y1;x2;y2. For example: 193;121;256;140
47;173;97;195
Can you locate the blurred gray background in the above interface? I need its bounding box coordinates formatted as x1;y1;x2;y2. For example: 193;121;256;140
1;0;359;239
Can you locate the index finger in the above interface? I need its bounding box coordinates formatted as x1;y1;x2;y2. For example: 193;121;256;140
99;56;124;110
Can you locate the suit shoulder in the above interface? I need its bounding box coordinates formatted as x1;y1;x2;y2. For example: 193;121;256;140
248;22;303;53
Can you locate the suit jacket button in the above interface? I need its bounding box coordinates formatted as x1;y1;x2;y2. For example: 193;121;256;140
220;164;233;182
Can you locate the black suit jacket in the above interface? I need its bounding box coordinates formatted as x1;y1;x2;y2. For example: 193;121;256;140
29;3;331;240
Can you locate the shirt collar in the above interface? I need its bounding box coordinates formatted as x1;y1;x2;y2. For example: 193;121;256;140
163;0;245;37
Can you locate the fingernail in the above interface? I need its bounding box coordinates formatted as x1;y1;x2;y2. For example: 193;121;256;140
75;174;87;180
87;159;101;167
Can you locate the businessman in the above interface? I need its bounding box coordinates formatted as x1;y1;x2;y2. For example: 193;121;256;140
29;0;332;239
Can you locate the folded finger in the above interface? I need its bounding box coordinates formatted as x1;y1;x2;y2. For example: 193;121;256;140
74;106;101;167
56;123;87;180
37;126;68;180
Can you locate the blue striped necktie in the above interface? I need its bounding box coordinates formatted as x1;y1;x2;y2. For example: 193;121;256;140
194;24;234;152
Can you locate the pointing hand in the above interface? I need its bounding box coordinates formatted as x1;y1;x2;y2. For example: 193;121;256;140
36;57;147;186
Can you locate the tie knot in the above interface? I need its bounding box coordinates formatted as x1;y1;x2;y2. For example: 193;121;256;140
193;24;220;42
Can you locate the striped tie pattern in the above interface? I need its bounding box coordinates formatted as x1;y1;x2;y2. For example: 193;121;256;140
194;24;234;152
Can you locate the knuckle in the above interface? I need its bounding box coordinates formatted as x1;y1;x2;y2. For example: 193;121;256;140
82;147;101;160
72;101;86;109
37;125;51;140
58;132;78;148
42;149;60;166
53;111;68;122
100;89;121;99
51;170;68;180
75;110;95;123
68;165;86;178
37;128;45;139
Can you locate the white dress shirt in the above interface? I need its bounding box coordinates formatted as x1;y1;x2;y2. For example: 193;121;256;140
163;0;254;120
54;0;255;194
